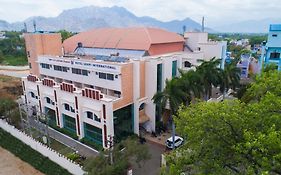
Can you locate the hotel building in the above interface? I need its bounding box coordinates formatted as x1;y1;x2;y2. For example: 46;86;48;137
22;27;226;149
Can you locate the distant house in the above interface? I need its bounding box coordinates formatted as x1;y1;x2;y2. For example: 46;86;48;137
0;31;5;39
260;24;281;70
237;54;251;78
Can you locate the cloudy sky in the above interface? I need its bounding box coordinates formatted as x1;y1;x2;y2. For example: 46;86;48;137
0;0;280;27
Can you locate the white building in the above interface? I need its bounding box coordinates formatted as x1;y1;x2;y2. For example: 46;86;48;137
22;28;227;149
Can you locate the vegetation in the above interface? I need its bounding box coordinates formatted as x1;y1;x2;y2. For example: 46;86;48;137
153;57;241;149
0;128;71;175
58;30;75;42
161;70;281;175
0;75;22;127
84;136;151;175
0;31;27;65
80;137;104;151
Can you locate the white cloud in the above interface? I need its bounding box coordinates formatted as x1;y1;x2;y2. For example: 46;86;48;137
0;0;280;26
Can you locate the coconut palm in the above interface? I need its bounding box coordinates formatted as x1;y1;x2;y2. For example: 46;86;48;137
219;60;241;98
178;69;203;101
196;57;222;100
152;78;189;149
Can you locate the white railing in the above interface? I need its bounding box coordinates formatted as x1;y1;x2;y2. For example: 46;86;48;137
0;119;85;175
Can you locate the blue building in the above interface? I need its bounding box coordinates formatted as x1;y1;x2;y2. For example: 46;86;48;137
260;24;281;71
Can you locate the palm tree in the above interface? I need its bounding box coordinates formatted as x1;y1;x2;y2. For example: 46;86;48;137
178;69;203;101
196;57;222;101
219;60;241;99
152;78;189;149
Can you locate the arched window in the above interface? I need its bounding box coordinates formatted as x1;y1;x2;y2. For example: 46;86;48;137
139;103;145;111
184;61;192;68
86;111;101;122
30;92;36;98
46;97;51;104
64;103;70;111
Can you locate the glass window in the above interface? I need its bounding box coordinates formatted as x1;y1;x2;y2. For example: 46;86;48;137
86;111;93;119
94;114;101;122
54;65;62;71
82;70;88;76
62;67;68;72
99;72;106;79
64;103;70;111
106;74;114;80
270;52;280;59
46;97;51;104
172;60;177;77
184;61;192;68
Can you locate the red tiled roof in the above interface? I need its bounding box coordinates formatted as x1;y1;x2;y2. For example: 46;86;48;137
63;27;184;53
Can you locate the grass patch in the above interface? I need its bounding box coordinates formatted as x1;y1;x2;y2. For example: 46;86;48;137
0;128;71;175
1;55;28;66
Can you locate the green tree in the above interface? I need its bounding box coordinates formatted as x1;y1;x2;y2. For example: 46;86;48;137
152;78;189;149
163;93;281;175
58;30;74;42
242;69;281;103
178;69;203;100
196;57;222;100
84;137;150;175
219;60;241;98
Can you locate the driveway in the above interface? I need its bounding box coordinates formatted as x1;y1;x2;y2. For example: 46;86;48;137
132;142;165;175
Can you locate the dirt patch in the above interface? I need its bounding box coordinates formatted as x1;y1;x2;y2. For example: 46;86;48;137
0;74;22;100
0;146;44;175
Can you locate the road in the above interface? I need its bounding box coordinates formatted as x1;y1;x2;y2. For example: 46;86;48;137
132;142;165;175
0;70;29;78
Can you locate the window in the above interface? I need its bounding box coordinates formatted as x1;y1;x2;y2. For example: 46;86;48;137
99;72;106;79
270;52;280;59
70;107;75;113
72;68;88;76
272;34;278;37
27;51;30;57
94;114;101;122
41;63;50;69
184;61;192;68
82;70;88;76
46;97;51;104
29;63;32;69
86;111;93;119
62;67;68;72
54;65;62;71
64;103;70;111
106;74;114;80
30;92;35;98
172;60;177;77
139;103;145;111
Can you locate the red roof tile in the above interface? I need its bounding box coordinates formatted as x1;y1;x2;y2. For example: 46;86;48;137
63;27;184;53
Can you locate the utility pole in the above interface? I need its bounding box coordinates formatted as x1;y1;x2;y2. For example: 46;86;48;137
202;16;205;32
107;135;114;165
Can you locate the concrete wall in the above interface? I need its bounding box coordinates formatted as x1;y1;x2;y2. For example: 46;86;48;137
24;33;62;76
0;119;85;175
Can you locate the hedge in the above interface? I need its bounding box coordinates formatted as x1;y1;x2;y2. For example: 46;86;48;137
0;128;72;175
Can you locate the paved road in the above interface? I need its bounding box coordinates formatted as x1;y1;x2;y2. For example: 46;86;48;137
0;70;29;78
132;142;165;175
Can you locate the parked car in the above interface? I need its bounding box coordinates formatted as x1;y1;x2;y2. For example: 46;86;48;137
165;136;184;149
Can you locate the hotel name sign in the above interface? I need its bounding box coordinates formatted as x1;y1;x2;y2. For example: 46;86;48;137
47;58;117;70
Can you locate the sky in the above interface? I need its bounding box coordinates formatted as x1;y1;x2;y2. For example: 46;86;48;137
0;0;280;27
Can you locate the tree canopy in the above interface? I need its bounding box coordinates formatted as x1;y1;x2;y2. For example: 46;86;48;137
162;70;281;175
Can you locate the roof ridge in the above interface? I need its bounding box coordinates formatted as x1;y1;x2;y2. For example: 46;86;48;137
144;27;152;43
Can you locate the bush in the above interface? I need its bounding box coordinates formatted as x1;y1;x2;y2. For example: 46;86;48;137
80;137;103;151
0;128;71;175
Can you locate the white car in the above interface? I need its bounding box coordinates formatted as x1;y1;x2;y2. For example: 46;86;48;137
165;136;184;149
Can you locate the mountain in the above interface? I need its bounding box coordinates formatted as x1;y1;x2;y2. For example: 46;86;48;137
215;18;281;33
0;5;212;33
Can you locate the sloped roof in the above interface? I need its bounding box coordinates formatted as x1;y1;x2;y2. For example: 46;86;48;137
63;27;184;53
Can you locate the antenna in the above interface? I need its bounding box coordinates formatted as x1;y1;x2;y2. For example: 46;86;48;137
201;16;205;32
33;20;37;32
24;22;27;33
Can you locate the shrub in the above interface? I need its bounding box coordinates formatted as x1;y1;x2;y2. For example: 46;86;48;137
0;128;71;175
